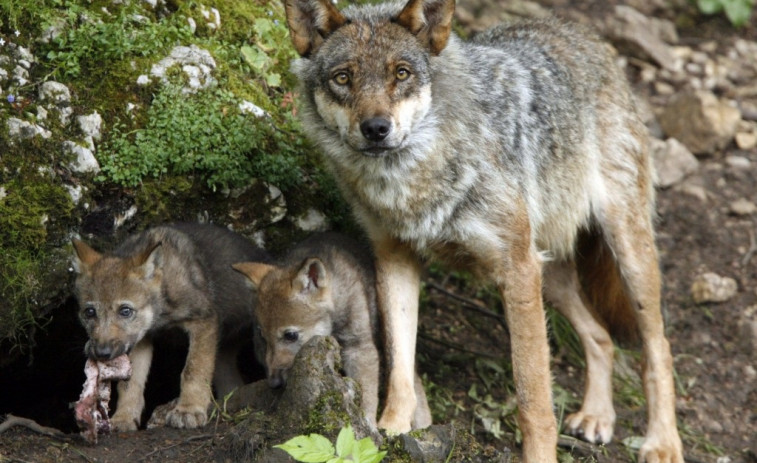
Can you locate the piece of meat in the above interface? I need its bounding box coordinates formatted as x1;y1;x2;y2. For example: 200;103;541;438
74;354;132;444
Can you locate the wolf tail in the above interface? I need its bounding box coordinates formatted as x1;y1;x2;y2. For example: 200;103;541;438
575;228;639;344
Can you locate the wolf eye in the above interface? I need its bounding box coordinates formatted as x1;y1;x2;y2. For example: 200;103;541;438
333;72;350;86
118;304;134;318
396;67;411;81
83;306;97;319
282;330;299;343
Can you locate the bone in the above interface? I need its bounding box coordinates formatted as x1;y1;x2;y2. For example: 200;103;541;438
74;355;132;444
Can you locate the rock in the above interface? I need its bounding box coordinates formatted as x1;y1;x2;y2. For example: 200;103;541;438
725;155;751;170
659;91;742;155
77;112;102;141
691;272;738;304
729;198;756;216
7;117;51;140
294;208;329;232
399;425;456;462
63;141;100;174
238;100;267;118
150;45;217;92
739;306;757;355
651;138;699;188
603;5;679;72
735;132;757;150
38;81;71;105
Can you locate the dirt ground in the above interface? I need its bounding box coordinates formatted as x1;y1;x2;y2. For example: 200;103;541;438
1;0;756;462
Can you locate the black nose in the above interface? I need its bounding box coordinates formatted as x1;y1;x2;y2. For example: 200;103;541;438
267;372;285;389
92;344;113;360
360;117;391;142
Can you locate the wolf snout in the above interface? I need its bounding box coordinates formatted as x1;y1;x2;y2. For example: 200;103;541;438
267;370;286;389
86;340;127;361
360;117;392;142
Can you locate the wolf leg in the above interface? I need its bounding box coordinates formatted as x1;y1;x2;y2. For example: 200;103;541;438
411;372;432;429
343;341;381;427
543;261;616;444
496;246;558;463
153;318;217;429
374;236;421;434
601;208;683;463
213;345;244;400
111;338;153;431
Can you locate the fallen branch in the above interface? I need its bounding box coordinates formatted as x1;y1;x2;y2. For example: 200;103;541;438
138;434;214;461
0;414;67;439
741;229;756;267
425;280;508;329
418;330;502;359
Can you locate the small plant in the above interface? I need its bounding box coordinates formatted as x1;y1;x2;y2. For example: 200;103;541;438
693;0;755;26
274;425;386;463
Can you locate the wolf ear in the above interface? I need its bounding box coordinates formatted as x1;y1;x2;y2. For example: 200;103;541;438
233;262;276;289
71;238;102;273
284;0;347;57
396;0;455;55
132;242;163;280
294;258;328;294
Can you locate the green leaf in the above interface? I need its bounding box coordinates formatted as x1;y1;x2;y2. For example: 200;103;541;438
265;72;282;87
335;425;356;458
274;434;336;462
696;0;724;14
240;45;269;72
361;451;387;463
723;0;754;26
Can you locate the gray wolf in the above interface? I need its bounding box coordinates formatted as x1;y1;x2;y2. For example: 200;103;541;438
282;0;684;461
72;223;269;430
233;232;432;429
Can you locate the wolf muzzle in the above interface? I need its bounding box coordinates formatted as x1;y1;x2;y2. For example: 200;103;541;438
85;339;128;361
360;117;392;142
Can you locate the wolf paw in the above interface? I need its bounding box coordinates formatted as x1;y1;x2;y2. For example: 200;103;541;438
147;399;208;429
563;411;615;445
110;413;140;432
638;434;684;463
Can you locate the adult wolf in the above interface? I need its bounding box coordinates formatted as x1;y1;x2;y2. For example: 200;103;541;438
283;0;684;461
72;223;269;431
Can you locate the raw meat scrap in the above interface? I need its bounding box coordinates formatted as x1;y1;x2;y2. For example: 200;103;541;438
74;354;132;444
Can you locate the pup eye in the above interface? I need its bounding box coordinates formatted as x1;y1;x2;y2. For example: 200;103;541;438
396;67;411;81
118;304;134;318
333;72;350;86
282;330;299;343
83;306;97;319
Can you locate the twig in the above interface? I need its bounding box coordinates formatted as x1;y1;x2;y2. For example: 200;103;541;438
425;280;508;329
741;228;756;267
417;330;502;359
138;434;214;461
0;414;67;439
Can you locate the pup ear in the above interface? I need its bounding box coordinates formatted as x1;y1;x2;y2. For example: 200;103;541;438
133;241;163;280
294;257;328;294
396;0;455;55
233;262;276;288
284;0;347;57
71;238;102;273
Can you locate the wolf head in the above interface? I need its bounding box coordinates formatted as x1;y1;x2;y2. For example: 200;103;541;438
285;0;455;156
72;239;162;361
233;258;333;388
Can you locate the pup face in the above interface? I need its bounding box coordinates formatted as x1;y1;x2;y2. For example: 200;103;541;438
286;0;455;156
233;259;332;388
72;240;161;361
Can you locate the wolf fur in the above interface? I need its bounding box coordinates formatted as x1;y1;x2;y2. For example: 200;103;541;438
72;223;269;430
233;232;432;429
283;0;684;461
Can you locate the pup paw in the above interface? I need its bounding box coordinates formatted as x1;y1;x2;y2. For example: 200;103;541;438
147;399;208;429
378;409;412;434
563;411;615;445
110;413;140;432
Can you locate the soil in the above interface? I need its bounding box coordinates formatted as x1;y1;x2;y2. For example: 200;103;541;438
1;1;756;462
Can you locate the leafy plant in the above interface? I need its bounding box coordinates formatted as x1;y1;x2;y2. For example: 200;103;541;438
693;0;755;26
274;425;386;463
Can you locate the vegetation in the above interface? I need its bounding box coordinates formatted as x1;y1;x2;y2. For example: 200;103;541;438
693;0;754;26
275;425;387;463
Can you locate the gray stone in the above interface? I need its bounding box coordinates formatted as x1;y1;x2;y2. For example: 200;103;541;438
150;45;217;92
691;272;738;304
7;117;51;140
651;137;699;188
659;91;741;154
63;141;100;174
77;112;103;141
39;81;71;105
729;198;757;216
604;6;679;71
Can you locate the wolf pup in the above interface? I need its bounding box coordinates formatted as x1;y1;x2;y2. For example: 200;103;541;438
283;0;684;461
233;232;432;429
72;223;269;430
